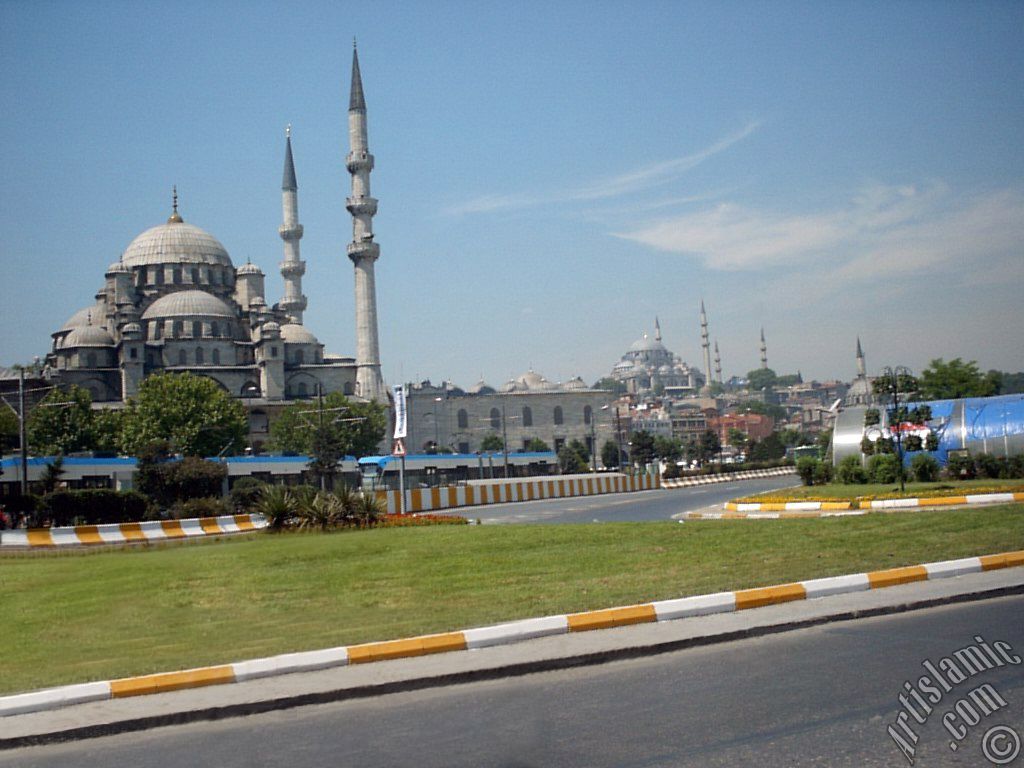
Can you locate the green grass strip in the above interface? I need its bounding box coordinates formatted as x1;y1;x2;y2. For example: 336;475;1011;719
1;503;1022;695
738;478;1024;502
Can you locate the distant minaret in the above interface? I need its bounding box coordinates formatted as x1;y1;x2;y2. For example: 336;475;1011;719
346;42;385;402
760;327;768;370
714;340;722;384
278;126;307;324
856;336;866;378
700;300;712;388
654;316;662;342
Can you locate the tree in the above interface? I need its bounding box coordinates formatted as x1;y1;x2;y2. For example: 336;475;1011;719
701;429;722;461
735;400;787;424
0;404;19;452
480;433;504;452
558;445;587;474
268;391;387;459
120;372;248;457
749;432;786;461
726;427;749;451
653;435;682;462
601;439;621;468
308;424;345;489
918;358;999;400
524;437;551;452
592;377;627;395
746;368;777;392
27;385;99;455
778;428;813;447
629;431;656;467
566;438;590;466
993;371;1024;394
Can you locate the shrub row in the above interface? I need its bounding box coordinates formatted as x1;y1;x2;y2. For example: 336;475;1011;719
35;489;151;527
947;453;1024;481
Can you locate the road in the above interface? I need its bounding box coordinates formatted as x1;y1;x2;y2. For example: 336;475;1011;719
471;474;799;523
5;595;1021;767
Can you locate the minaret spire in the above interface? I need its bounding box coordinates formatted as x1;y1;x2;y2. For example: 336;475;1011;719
714;340;722;384
856;336;866;379
760;327;768;370
278;125;307;324
700;300;713;392
346;45;385;402
654;316;662;342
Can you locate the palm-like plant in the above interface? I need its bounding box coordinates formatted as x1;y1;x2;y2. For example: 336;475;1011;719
255;485;295;532
352;492;383;527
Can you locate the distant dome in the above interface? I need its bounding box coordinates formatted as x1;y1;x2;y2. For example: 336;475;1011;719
563;376;587;390
261;321;281;333
106;261;132;275
280;323;319;345
142;290;235;320
467;378;495;395
60;305;106;332
63;326;115;347
236;262;263;276
509;370;554;391
630;333;667;353
121;322;143;336
122;220;233;269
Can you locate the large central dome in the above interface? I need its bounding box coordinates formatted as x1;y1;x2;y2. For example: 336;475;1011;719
121;219;233;268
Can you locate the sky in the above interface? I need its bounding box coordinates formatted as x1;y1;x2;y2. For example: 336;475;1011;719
1;0;1022;390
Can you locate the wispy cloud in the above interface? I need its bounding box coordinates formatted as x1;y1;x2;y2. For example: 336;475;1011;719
445;120;761;216
614;182;1024;288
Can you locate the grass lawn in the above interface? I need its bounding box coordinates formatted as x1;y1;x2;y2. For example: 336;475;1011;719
2;503;1023;695
745;478;1024;501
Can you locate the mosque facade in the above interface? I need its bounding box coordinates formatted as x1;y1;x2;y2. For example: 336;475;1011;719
609;318;705;396
43;48;385;427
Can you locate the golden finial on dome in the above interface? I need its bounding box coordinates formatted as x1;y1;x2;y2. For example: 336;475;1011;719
168;185;184;223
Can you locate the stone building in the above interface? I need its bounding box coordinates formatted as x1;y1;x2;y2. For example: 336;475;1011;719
609;319;704;397
405;372;614;459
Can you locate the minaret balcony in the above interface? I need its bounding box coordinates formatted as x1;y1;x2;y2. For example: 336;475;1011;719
279;260;307;277
346;151;375;173
279;295;308;312
347;240;380;262
278;224;304;241
346;197;378;216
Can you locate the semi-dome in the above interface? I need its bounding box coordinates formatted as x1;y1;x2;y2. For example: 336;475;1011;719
280;323;319;345
236;262;263;276
122;220;233;268
467;378;495;395
60;305;106;331
105;261;132;275
63;326;115;347
142;290;236;319
563;376;587;390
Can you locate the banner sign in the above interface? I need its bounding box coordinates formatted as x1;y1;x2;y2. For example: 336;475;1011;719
392;385;407;439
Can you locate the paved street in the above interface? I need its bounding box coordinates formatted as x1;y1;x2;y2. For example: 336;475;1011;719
471;475;799;523
6;595;1021;767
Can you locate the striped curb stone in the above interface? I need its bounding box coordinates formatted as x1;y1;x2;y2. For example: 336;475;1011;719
660;466;797;489
0;514;265;548
2;548;1022;718
708;490;1024;518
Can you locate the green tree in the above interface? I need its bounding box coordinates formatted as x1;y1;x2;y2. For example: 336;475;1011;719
0;405;19;452
27;385;98;455
629;431;656;467
746;368;777;392
524;437;551;452
653;435;682;462
726;427;749;451
735;400;788;423
268;392;387;458
566;438;590;466
749;432;786;461
558;445;588;474
601;439;621;468
592;377;627;395
918;358;999;400
120;372;248;457
701;429;722;461
994;371;1024;394
92;408;124;454
480;433;505;452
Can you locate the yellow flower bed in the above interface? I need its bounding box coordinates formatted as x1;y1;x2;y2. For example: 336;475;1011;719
733;484;1024;506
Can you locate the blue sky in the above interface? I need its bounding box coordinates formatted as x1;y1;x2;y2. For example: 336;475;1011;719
2;0;1022;389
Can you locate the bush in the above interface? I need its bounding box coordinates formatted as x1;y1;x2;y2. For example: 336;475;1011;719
36;489;151;526
946;453;976;480
812;460;834;485
136;455;227;508
836;455;868;484
975;453;1004;480
255;484;295;531
910;454;940;482
168;496;232;520
230;476;267;513
867;453;900;484
796;457;817;486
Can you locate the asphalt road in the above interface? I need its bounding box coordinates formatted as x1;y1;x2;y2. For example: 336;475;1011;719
472;474;799;523
7;595;1022;767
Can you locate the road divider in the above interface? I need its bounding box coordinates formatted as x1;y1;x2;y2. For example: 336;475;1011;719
661;466;796;489
0;514;266;548
3;547;1022;718
706;490;1024;518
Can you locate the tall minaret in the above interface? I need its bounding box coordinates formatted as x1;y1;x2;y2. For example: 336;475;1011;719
856;336;866;379
346;42;385;402
714;340;722;384
700;300;712;388
654;316;662;342
278;126;307;324
760;327;768;369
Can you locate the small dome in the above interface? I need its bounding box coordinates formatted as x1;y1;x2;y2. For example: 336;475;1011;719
630;333;668;353
563;376;587;390
467;378;495;395
249;296;267;307
236;262;263;276
63;326;115;347
261;321;281;333
121;322;143;336
122;221;233;269
106;261;132;275
280;323;319;345
142;290;236;320
510;370;555;391
60;305;106;332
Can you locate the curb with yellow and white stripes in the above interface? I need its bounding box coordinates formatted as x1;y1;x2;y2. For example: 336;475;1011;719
0;514;266;548
694;491;1024;519
660;466;795;489
3;548;1022;718
373;473;659;515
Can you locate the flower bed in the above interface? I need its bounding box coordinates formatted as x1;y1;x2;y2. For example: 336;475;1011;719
733;483;1024;507
378;513;470;527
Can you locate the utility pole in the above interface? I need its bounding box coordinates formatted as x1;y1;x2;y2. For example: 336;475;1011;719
501;401;510;479
18;367;28;497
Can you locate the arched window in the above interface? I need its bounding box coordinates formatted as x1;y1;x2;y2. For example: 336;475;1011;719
195;347;204;364
457;409;469;429
296;382;308;397
490;408;500;430
343;381;355;395
553;406;563;425
241;382;260;398
178;349;187;365
210;321;219;338
154;268;164;285
85;352;97;368
173;320;183;338
584;405;593;425
295;349;304;365
522;406;533;427
172;267;182;284
191;267;199;284
212;349;220;365
192;320;202;338
151;322;161;340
